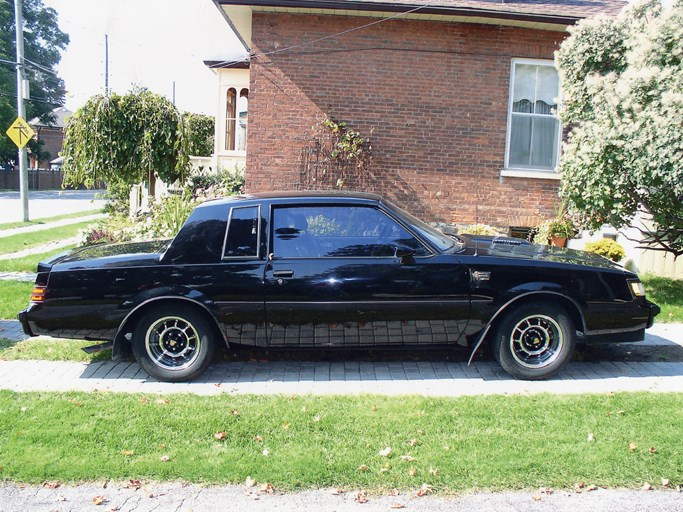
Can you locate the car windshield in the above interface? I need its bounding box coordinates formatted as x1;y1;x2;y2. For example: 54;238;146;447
385;201;464;253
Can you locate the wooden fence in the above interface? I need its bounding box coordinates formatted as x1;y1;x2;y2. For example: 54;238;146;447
0;169;63;190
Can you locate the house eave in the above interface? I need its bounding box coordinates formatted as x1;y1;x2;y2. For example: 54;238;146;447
216;0;591;50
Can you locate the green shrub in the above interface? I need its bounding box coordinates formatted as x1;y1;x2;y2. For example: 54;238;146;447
584;238;626;262
460;224;501;236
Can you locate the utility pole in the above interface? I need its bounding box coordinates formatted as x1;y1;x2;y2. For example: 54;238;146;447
172;81;176;105
14;0;29;222
105;34;109;96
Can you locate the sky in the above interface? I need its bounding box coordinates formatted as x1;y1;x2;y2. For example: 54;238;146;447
42;0;247;116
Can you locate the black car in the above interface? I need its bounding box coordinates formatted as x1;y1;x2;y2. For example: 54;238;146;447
18;192;659;382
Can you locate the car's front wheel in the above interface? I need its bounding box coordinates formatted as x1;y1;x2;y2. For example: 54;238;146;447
132;305;215;382
492;301;575;380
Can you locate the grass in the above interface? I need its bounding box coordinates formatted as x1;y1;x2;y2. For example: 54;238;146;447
0;337;111;362
641;274;683;323
0;245;77;273
0;209;104;231
0;281;33;319
0;220;94;255
0;391;681;490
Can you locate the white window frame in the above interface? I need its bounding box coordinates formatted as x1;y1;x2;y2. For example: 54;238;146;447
503;58;562;179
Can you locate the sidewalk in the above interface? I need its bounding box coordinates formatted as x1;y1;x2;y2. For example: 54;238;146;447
0;323;681;397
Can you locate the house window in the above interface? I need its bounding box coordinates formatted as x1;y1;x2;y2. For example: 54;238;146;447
225;88;248;151
506;60;561;171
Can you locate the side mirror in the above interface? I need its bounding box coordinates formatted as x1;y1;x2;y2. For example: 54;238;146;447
395;246;416;265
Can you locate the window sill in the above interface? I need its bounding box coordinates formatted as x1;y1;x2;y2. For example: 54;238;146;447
500;168;561;180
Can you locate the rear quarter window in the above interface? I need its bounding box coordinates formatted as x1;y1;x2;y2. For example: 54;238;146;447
223;206;260;258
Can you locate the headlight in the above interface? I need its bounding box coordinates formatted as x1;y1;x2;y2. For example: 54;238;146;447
628;280;646;297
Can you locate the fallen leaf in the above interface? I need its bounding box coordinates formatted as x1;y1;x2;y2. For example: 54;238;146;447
629;442;637;452
415;483;433;497
230;409;240;416
532;495;542;501
127;479;142;489
92;495;107;505
390;503;405;509
214;383;222;388
662;478;670;488
574;482;586;492
20;407;27;412
429;467;439;476
642;483;652;491
138;397;149;404
253;435;263;442
355;490;368;504
379;447;392;457
331;488;344;495
259;483;275;494
586;484;598;492
56;495;66;502
313;415;321;423
408;439;418;447
120;450;134;456
400;455;416;462
358;465;369;472
68;399;83;407
262;448;270;457
649;447;657;454
214;432;227;440
587;433;595;442
606;392;615;398
159;455;170;462
539;487;554;495
282;422;290;429
43;481;60;489
371;405;377;412
245;477;256;488
390;489;400;496
408;466;417;477
380;468;390;473
155;399;169;405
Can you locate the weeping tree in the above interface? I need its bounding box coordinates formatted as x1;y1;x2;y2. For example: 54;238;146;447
62;87;189;197
557;0;683;256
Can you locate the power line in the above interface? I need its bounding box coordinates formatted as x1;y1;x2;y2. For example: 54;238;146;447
207;1;435;69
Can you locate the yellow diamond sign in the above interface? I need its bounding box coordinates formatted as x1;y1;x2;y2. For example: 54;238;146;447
6;116;35;149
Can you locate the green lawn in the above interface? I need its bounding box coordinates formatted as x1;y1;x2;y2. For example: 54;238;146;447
0;245;77;273
0;209;104;231
641;274;683;323
0;281;32;319
0;220;93;255
0;391;680;491
0;337;110;362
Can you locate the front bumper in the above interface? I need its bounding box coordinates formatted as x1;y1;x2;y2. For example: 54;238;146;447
646;299;661;328
17;308;35;337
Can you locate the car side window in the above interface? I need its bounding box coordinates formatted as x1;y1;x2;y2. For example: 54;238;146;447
223;206;259;258
272;205;429;258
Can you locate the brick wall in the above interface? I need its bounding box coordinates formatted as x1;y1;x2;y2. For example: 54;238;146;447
247;13;567;228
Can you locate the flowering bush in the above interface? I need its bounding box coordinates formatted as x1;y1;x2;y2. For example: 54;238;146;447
557;1;683;256
584;238;626;262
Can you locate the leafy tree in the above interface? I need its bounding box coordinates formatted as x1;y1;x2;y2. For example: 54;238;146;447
62;88;188;196
182;112;214;157
0;0;69;166
557;0;683;256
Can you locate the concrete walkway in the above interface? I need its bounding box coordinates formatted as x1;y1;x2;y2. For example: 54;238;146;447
0;323;681;397
0;212;105;239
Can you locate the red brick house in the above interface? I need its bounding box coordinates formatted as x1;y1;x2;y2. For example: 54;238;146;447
211;0;624;232
28;106;72;170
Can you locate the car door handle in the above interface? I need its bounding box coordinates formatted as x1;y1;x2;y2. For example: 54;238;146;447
272;270;294;278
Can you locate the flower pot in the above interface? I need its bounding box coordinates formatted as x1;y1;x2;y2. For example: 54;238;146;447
551;236;567;248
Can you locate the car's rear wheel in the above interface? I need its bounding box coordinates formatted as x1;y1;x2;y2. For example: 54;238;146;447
132;305;215;382
492;301;575;380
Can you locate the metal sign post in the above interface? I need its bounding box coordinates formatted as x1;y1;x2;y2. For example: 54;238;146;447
14;0;29;222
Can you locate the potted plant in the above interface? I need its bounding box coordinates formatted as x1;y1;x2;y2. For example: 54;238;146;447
535;216;576;247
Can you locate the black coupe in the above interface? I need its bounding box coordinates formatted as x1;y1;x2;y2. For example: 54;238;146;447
18;192;659;381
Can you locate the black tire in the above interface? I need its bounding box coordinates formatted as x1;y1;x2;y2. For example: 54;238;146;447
492;301;575;380
132;304;215;382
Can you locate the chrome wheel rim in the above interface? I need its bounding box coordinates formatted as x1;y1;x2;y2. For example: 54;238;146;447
509;314;563;369
145;316;201;370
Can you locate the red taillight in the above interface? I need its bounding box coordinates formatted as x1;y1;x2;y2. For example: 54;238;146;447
30;286;46;303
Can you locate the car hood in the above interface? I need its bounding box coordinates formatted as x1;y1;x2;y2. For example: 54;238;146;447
459;235;627;272
41;239;171;272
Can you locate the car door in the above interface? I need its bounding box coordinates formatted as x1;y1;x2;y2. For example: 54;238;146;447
263;203;471;348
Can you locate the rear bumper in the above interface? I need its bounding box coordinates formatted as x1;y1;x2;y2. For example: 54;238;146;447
17;308;35;337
